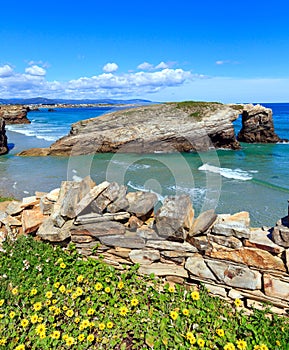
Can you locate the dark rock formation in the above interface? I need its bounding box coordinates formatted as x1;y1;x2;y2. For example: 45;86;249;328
237;104;280;143
0;105;30;124
0;118;8;155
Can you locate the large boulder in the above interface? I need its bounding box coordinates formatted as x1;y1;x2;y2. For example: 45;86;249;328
0;105;30;124
0;118;8;155
237;104;281;143
17;102;241;156
155;195;194;240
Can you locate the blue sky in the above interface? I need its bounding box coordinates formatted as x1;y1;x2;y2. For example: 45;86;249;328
1;0;289;102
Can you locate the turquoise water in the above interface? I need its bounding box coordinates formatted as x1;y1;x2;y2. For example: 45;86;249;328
1;104;289;227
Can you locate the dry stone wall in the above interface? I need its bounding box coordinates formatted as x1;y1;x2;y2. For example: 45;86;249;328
1;176;289;315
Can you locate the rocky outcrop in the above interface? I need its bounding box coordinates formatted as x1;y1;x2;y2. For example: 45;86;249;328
0;105;30;124
0;118;8;155
18;102;241;156
237;104;281;143
1;177;289;314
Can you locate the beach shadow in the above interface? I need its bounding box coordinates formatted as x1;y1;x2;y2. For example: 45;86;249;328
8;143;15;151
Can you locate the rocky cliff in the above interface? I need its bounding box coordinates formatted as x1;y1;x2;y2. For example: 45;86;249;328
237;104;280;143
0;118;8;155
0;105;30;124
18;102;241;156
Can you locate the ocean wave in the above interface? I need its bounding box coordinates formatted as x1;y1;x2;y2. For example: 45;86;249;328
111;160;151;170
166;184;207;199
198;163;253;181
127;181;164;201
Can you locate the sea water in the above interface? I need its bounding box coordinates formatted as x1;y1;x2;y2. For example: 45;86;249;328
1;104;289;227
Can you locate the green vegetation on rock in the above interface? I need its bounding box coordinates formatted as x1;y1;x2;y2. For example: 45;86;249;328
175;101;224;120
0;235;288;349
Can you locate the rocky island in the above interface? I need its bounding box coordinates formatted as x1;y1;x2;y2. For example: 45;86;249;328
17;102;280;157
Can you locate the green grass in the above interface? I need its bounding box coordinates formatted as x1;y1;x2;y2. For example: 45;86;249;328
0;196;14;202
175;101;224;121
0;236;288;349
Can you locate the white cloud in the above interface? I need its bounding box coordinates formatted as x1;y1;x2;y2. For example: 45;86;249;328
0;64;14;77
25;65;46;76
137;61;171;71
137;62;154;70
155;61;169;69
102;62;119;73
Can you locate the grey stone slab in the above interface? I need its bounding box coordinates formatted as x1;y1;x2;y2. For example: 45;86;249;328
185;255;216;280
146;240;198;252
206;259;262;290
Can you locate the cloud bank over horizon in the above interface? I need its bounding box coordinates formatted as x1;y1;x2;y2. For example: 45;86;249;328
0;61;199;100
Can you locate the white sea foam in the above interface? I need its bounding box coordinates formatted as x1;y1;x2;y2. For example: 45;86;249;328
127;181;164;201
72;175;83;182
198;164;253;181
111;160;151;170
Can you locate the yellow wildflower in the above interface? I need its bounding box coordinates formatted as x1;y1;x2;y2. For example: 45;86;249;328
87;308;95;316
197;338;205;348
33;302;42;311
104;286;111;293
259;345;269;350
191;290;200;300
35;323;46;335
234;298;243;307
76;287;83;296
87;334;95;342
45;291;53;299
0;299;4;307
131;298;139;307
216;329;225;337
65;336;75;346
182;308;189;316
170;311;178;320
66;309;74;317
236;339;247;350
78;334;85;341
54;307;61;315
117;281;124;289
276;340;281;346
52;299;57;304
119;306;128;316
53;282;60;289
20;319;29;327
62;334;69;340
39;332;46;339
224;343;236;350
51;330;61;339
94;282;103;291
30;288;38;296
107;321;114;329
60;262;66;269
30;314;38;323
62;305;68;311
168;286;175;293
59;285;66;293
0;339;7;346
77;275;84;283
80;319;90;329
14;345;25;350
45;299;51;306
74;317;80;323
11;287;18;295
186;332;196;345
9;311;16;319
98;323;106;330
